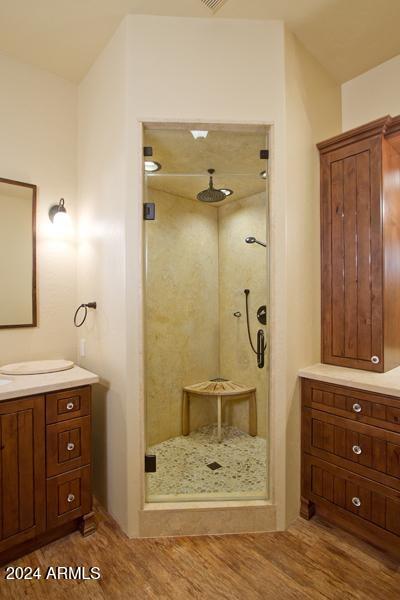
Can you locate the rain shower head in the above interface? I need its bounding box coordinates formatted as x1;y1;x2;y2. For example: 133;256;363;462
245;236;266;248
197;169;226;203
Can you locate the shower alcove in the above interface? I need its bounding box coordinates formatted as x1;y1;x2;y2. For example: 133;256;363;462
143;123;270;506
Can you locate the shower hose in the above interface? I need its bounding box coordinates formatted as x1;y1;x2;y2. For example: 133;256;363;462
245;290;267;355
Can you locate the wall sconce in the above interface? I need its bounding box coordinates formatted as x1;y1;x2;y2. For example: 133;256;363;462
49;198;68;226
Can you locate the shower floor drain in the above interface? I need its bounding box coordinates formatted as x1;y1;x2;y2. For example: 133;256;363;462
207;461;222;470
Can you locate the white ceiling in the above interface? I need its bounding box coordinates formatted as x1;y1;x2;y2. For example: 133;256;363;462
1;0;400;83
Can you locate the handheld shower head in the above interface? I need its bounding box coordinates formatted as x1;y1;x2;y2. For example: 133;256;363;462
245;236;266;248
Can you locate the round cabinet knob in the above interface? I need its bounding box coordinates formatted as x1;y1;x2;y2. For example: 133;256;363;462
66;402;74;410
352;497;361;507
352;403;362;413
67;493;75;503
352;445;362;455
371;356;380;364
67;442;75;451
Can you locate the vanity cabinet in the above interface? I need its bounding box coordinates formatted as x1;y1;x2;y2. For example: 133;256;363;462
0;385;95;564
301;378;400;559
318;116;400;372
0;396;45;551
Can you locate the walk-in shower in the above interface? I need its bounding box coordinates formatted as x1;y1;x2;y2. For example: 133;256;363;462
143;123;269;503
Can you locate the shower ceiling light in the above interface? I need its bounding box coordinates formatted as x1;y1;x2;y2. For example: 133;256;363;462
220;189;233;197
144;160;161;172
260;170;267;179
190;130;208;139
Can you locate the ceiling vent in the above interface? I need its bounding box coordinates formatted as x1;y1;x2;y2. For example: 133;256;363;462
200;0;228;13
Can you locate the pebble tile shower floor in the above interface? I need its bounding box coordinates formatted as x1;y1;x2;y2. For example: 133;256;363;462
146;424;267;501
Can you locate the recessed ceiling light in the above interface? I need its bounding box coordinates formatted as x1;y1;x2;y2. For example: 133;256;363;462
190;130;208;139
260;170;267;179
144;160;161;172
220;189;233;197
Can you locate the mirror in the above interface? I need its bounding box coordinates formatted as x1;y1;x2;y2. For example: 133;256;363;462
0;177;36;328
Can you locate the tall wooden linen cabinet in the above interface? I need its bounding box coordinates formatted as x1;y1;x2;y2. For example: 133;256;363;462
300;116;400;560
319;116;400;373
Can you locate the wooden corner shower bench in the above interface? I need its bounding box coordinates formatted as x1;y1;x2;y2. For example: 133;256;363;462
182;379;257;442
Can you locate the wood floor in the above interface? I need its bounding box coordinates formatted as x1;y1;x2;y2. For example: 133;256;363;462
1;502;399;599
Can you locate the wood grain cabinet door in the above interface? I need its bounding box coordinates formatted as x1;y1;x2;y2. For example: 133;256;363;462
321;136;383;371
0;396;45;552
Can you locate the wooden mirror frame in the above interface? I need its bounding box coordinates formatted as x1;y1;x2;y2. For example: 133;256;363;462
0;177;37;329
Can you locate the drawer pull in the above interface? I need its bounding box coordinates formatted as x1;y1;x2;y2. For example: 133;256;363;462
371;355;380;364
67;493;75;503
352;496;361;508
66;402;74;410
352;403;362;413
352;445;362;455
67;442;75;451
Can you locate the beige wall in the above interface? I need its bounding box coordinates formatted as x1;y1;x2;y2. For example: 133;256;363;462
145;189;219;446
77;20;130;531
219;192;268;438
0;52;77;364
126;15;287;536
145;189;268;446
342;53;400;130
284;30;341;523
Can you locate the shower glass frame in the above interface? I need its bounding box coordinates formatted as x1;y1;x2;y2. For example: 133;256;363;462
142;121;271;505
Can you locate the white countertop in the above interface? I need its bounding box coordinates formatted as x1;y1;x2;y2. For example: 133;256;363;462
0;365;99;402
298;363;400;398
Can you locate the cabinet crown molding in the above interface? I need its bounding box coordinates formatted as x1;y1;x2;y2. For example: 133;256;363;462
317;115;393;153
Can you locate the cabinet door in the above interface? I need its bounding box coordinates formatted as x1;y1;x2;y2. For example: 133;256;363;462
0;396;45;552
321;136;383;371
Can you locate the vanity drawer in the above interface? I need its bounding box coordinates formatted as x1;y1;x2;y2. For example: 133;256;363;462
303;408;400;489
46;466;91;529
303;455;400;537
46;416;91;476
302;379;400;433
46;386;90;424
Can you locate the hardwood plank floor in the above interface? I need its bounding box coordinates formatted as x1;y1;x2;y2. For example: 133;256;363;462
1;502;399;599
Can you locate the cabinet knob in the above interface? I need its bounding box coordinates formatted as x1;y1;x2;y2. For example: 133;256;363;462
352;403;362;413
67;493;75;503
352;445;362;455
371;356;380;364
67;442;75;451
66;402;74;410
352;496;361;507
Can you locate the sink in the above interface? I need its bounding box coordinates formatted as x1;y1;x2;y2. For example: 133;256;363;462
0;360;74;376
0;379;11;386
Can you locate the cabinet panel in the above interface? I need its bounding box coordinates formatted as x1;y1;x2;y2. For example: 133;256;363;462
46;416;91;476
0;397;45;552
46;386;90;424
305;455;400;537
47;466;91;529
302;378;400;434
304;407;400;489
321;137;383;371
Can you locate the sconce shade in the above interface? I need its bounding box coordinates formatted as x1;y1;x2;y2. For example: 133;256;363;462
49;198;67;223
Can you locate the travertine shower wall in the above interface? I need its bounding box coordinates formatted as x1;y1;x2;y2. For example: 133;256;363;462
218;192;268;438
146;189;267;445
145;189;219;446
